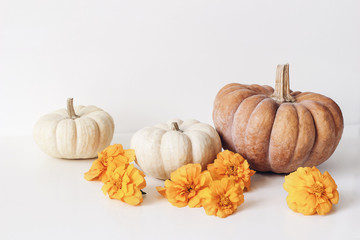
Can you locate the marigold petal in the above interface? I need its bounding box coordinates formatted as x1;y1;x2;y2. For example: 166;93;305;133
161;164;214;208
198;187;212;201
164;179;174;189
201;178;244;218
175;194;186;202
199;170;212;186
123;193;143;206
124;149;136;162
330;190;339;204
188;195;202;208
208;150;255;191
126;167;146;189
112;155;132;165
316;200;332;215
111;190;125;200
106;144;124;156
284;166;339;216
101;183;112;195
156;186;167;197
84;160;105;181
207;163;215;173
170;171;187;184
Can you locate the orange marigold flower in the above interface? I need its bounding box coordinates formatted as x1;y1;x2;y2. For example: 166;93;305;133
283;166;339;215
102;163;146;206
156;186;167;197
157;164;212;208
207;150;255;191
84;144;135;182
201;178;244;218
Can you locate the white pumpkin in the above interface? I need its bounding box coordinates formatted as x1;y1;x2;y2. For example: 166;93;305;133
33;98;114;159
130;119;222;179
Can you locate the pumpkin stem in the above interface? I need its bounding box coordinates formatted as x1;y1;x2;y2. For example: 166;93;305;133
270;64;295;103
171;122;183;132
67;98;80;119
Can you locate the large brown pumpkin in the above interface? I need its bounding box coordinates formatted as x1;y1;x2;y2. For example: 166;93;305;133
213;64;343;173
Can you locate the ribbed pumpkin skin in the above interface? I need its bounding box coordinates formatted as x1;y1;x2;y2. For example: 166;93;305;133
213;83;343;173
34;105;114;159
131;119;222;180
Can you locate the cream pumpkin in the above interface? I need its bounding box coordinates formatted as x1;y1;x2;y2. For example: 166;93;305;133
130;119;222;180
33;98;114;159
213;64;343;173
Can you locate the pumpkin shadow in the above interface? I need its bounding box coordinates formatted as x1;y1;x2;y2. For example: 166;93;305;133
250;172;284;191
60;157;97;161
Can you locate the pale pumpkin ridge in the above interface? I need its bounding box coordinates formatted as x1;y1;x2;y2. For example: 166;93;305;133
302;101;337;167
54;120;63;157
50;117;63;158
72;119;78;157
206;126;222;159
86;117;101;157
77;106;101;117
157;128;167;178
137;127;167;179
244;97;275;171
182;133;194;166
184;123;215;162
184;124;213;143
184;129;208;168
55;118;73;158
86;111;115;154
186;123;222;164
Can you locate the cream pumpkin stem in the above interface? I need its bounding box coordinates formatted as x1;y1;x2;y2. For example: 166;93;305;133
270;64;295;103
67;98;80;119
171;122;183;132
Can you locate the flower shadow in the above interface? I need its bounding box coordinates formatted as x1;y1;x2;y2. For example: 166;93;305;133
238;197;260;212
140;177;167;206
329;190;355;215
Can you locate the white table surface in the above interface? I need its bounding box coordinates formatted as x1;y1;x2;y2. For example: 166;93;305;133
1;125;359;240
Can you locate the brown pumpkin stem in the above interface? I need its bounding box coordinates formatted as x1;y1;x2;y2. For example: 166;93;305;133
171;122;183;132
270;64;295;103
67;98;79;120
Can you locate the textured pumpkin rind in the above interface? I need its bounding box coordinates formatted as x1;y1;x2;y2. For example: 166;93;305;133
34;105;114;159
130;119;222;180
213;84;343;173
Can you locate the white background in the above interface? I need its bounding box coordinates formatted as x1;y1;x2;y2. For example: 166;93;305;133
1;1;360;240
1;0;360;136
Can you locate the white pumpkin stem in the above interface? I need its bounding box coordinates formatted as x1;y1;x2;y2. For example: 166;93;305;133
171;122;183;132
270;64;295;103
67;98;79;119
